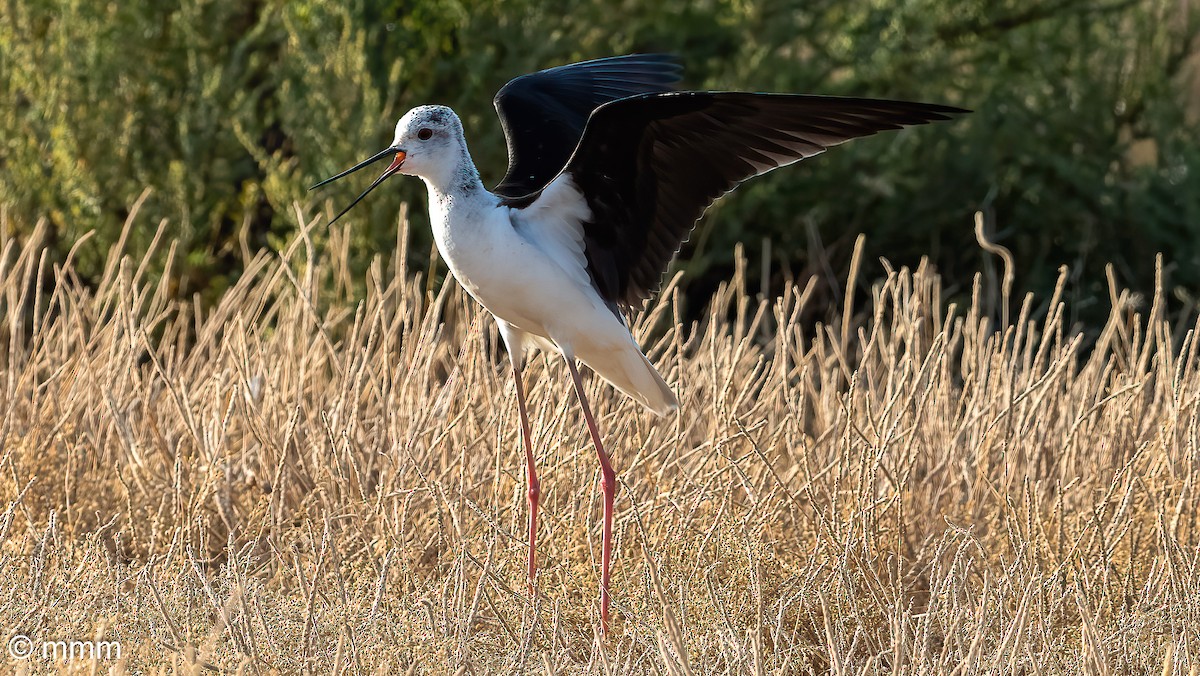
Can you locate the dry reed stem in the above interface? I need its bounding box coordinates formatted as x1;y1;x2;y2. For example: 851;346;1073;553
0;202;1197;674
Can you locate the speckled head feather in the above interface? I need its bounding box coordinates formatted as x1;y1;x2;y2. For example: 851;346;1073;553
390;105;480;192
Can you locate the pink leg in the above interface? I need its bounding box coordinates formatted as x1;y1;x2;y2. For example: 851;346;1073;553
566;359;615;634
512;364;540;593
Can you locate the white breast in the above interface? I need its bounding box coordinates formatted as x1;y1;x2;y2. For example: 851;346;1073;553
425;175;677;414
428;176;618;346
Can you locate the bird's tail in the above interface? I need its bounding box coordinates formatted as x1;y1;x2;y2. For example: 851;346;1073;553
581;346;679;416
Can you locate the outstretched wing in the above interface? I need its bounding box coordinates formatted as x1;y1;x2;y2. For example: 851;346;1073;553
559;92;968;307
492;54;681;198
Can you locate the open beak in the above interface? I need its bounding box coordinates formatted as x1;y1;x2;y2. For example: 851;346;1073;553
309;147;407;225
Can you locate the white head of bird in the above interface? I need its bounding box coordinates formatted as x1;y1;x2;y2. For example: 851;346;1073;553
390;105;474;188
309;104;479;224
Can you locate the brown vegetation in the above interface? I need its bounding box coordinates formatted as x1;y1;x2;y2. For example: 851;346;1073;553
0;204;1196;673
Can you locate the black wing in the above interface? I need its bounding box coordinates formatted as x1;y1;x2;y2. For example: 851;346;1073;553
492;54;682;198
561;92;969;307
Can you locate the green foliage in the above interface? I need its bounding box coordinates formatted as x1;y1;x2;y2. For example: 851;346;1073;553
1;0;1196;317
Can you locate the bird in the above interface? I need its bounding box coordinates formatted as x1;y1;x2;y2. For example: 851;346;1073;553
310;54;966;633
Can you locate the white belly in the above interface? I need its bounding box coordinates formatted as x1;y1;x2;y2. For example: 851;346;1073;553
421;179;677;415
433;205;623;351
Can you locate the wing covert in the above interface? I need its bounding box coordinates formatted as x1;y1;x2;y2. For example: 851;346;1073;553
492;54;681;198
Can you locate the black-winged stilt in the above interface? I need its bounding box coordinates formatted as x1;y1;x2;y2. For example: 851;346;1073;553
311;54;966;633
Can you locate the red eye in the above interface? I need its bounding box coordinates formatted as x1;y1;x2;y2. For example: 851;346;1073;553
417;128;433;141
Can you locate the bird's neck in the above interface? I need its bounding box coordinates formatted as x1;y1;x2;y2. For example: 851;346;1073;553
422;145;489;214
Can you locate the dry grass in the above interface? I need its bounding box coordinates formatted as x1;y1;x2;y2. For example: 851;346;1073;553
1;204;1198;675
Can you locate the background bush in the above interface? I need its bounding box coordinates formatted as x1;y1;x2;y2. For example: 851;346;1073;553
1;0;1197;320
